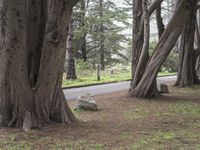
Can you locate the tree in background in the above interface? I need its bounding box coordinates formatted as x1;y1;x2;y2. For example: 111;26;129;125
72;0;131;70
66;18;77;80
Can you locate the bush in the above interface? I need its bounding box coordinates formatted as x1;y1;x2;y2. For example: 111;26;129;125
162;52;178;72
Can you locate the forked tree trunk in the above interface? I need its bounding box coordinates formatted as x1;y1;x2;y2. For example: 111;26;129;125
66;18;77;80
0;0;79;130
130;0;149;88
130;0;162;97
129;0;195;98
131;0;164;78
175;2;199;87
175;5;200;87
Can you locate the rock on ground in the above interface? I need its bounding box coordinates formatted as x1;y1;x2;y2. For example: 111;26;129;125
74;93;97;111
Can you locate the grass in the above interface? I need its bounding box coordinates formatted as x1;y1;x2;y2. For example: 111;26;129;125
1;85;200;149
62;68;176;87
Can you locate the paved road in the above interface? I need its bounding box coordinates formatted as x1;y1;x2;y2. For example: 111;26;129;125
64;75;177;100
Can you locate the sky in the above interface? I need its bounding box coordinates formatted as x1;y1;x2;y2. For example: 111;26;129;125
110;0;175;41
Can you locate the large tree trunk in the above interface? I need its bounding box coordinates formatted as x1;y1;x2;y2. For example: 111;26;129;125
0;0;79;130
130;0;149;88
130;0;161;97
0;0;33;128
175;5;200;87
129;0;196;98
131;0;164;78
66;18;77;80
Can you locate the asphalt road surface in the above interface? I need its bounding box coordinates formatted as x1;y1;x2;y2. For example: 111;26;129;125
64;75;177;100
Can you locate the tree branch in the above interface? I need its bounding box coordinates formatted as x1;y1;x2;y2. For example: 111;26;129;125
148;0;164;16
194;47;200;58
70;0;80;7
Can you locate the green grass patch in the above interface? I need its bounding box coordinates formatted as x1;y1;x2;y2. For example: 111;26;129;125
124;107;150;120
62;69;176;87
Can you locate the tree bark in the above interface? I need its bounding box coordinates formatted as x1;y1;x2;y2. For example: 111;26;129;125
129;0;195;98
100;0;105;70
81;0;87;62
195;10;200;77
34;0;78;126
0;0;79;130
131;0;164;78
26;0;47;87
131;0;143;78
130;0;149;88
175;1;199;87
156;5;165;38
130;0;160;97
66;18;77;80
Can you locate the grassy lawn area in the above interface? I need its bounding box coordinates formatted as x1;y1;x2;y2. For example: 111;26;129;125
1;84;200;149
62;69;176;87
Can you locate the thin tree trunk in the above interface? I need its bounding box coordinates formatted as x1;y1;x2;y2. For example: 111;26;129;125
156;5;165;38
131;0;143;78
100;0;105;70
81;0;87;62
66;18;77;80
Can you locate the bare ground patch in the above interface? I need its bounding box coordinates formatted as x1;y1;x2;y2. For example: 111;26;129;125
1;85;200;149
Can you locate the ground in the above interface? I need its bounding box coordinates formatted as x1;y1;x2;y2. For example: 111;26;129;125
1;84;200;149
62;67;176;87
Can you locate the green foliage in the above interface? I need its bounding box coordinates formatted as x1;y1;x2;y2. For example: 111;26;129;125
162;52;178;72
63;62;176;87
72;0;131;66
75;59;94;76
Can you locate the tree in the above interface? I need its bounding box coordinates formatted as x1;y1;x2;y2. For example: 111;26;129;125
73;0;131;68
129;0;196;98
129;0;164;98
66;18;77;80
99;0;105;70
195;9;200;77
0;0;79;131
175;2;200;87
73;0;88;61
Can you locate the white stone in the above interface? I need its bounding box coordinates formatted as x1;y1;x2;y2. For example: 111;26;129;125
74;93;97;111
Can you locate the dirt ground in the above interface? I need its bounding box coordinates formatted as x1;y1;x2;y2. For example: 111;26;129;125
1;84;200;150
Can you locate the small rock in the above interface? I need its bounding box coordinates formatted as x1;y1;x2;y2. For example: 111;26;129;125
74;93;97;111
160;84;169;94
